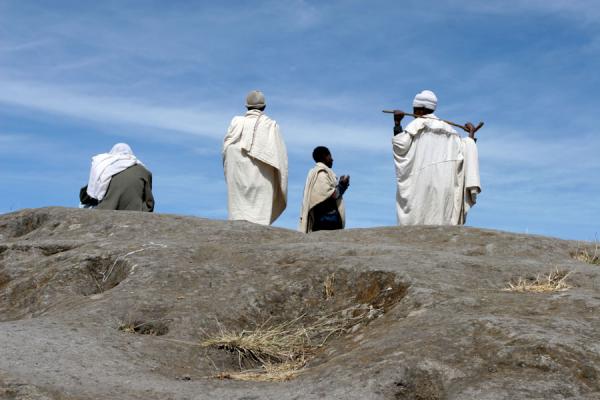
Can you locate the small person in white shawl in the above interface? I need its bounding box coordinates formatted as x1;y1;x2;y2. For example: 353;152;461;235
299;146;350;233
223;90;288;225
391;90;481;225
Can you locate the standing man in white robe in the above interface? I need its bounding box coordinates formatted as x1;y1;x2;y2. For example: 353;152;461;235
223;90;288;225
391;90;481;225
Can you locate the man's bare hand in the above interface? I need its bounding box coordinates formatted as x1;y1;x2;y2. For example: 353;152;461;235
339;175;350;188
465;122;476;139
394;110;405;124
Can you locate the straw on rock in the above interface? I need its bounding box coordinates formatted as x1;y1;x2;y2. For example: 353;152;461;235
504;269;572;293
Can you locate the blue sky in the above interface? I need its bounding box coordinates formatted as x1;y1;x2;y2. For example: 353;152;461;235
0;0;598;240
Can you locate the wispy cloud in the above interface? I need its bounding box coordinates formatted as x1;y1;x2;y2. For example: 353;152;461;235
0;131;90;164
0;77;392;152
448;0;600;21
0;79;226;139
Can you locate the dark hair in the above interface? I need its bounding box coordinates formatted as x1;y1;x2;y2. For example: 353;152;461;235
312;146;330;163
413;106;434;115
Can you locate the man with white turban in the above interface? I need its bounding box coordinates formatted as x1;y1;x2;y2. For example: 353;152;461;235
83;143;154;211
222;90;288;225
391;90;481;225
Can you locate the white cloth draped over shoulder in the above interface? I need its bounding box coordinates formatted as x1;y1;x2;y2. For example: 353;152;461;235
298;162;345;233
392;114;481;225
223;109;288;225
86;143;142;201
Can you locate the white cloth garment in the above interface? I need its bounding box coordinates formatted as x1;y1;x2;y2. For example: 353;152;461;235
392;114;481;225
462;137;481;220
223;109;288;225
298;162;345;233
86;143;142;201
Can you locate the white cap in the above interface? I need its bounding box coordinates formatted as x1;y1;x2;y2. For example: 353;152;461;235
109;143;133;155
412;90;437;111
246;90;266;108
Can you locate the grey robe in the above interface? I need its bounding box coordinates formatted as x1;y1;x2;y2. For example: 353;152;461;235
97;164;154;212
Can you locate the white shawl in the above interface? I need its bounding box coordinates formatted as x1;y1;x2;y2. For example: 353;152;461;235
86;143;142;201
223;110;288;224
299;162;345;233
460;136;481;222
392;115;481;225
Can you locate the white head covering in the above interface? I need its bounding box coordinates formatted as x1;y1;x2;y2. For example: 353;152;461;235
109;143;134;155
413;90;438;111
246;90;266;108
86;143;142;201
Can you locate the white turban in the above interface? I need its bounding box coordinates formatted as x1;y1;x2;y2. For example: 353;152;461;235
109;143;134;155
413;90;437;111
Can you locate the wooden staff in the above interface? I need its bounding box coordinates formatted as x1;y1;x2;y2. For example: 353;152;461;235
382;110;484;134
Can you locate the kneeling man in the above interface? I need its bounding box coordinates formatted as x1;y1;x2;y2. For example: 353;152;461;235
299;146;349;233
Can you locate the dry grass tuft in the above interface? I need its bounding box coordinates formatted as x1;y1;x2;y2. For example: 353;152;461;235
119;323;137;334
324;273;335;299
202;304;379;381
215;360;306;382
118;319;169;336
504;269;573;293
573;241;599;265
202;316;313;365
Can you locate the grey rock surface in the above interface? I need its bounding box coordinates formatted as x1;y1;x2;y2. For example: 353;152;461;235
0;207;599;399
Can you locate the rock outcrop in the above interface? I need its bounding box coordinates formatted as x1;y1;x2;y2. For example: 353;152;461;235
0;207;599;399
